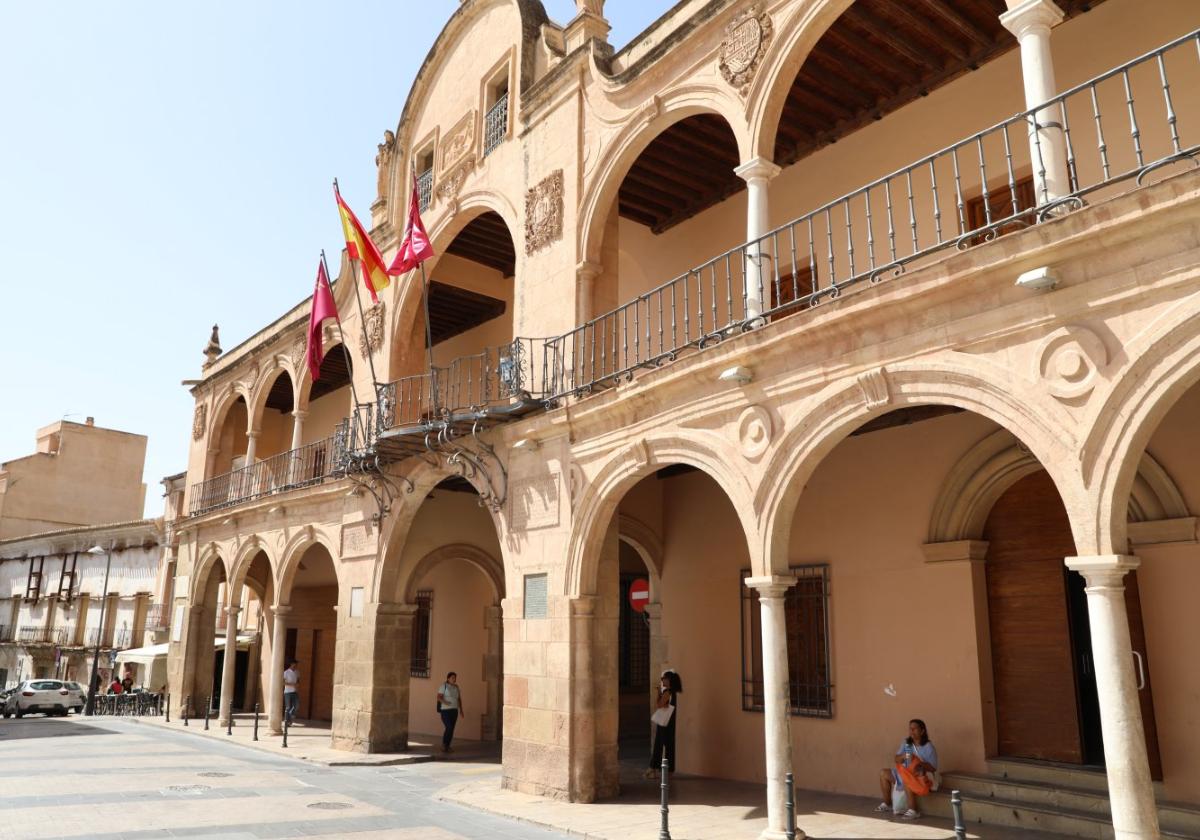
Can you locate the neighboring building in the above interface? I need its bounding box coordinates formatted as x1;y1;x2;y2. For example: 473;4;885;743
0;519;163;691
0;418;147;540
166;1;1200;838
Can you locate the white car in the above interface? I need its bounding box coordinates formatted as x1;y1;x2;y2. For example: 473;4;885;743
2;679;72;718
63;681;87;713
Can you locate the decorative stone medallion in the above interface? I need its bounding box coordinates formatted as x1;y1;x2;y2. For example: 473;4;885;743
856;368;890;409
292;336;307;370
719;6;773;96
525;170;564;256
358;300;386;359
441;111;476;173
192;403;207;441
736;405;773;460
436;156;475;208
1036;325;1109;401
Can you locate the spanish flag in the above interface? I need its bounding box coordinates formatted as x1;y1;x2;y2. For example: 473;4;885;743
335;183;391;304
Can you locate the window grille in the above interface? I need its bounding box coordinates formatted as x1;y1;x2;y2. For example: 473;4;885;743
523;573;548;619
618;575;650;689
410;589;433;678
416;167;434;212
740;565;833;718
483;92;508;157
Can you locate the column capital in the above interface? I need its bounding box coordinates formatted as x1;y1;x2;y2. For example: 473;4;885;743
745;574;797;598
271;605;293;617
570;595;599;617
1000;0;1064;38
246;429;261;440
291;409;308;421
735;157;782;184
225;605;241;616
1065;554;1139;585
576;260;603;282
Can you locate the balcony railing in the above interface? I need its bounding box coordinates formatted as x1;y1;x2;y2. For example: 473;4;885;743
189;436;336;516
145;605;167;630
368;27;1198;437
16;626;70;645
417;167;433;211
84;627;131;648
484;92;508;157
0;625;10;642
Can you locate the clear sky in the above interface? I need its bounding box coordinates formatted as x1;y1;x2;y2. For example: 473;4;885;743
0;1;667;516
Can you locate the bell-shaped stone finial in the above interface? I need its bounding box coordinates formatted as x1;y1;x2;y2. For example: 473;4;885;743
203;324;222;366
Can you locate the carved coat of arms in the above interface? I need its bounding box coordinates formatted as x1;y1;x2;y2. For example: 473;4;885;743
719;7;773;96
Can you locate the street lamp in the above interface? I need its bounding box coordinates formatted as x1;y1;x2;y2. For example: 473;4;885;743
84;543;113;716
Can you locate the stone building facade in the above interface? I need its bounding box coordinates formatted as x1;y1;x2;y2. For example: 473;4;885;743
167;1;1200;837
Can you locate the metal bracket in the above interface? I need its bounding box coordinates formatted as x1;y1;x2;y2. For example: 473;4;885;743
436;421;508;512
344;453;413;526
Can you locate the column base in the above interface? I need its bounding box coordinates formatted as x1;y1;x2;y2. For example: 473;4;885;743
759;829;805;840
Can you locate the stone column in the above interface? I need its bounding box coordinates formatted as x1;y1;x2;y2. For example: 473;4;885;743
217;606;240;726
1065;556;1160;840
746;575;803;840
735;157;783;324
482;604;503;741
1000;0;1070;205
267;605;291;735
575;261;602;326
288;410;307;482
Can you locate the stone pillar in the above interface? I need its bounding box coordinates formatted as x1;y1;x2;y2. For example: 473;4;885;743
1000;0;1070;204
482;604;503;741
217;606;241;726
746;575;803;840
569;595;600;802
575;261;602;326
337;602;416;753
244;430;259;465
1065;556;1160;840
735;157;783;324
288;410;307;482
268;605;290;735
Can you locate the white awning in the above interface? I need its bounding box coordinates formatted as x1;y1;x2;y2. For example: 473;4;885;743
116;635;255;666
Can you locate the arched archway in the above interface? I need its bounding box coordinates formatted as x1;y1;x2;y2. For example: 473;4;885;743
207;392;248;479
276;541;339;723
250;367;298;462
183;549;228;718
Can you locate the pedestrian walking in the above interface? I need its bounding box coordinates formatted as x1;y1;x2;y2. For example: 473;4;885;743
436;672;463;753
644;669;682;778
283;659;300;725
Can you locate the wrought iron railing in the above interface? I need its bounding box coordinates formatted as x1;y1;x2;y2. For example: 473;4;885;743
189;436;336;516
0;625;10;642
484;92;509;157
145;605;167;630
417;167;433;211
16;626;69;645
84;627;131;648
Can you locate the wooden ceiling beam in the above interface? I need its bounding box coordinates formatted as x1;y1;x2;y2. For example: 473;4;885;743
793;62;878;111
879;2;971;61
616;184;679;216
618;202;660;228
911;0;996;49
625;161;716;199
786;83;859;122
842;5;935;72
633;147;737;186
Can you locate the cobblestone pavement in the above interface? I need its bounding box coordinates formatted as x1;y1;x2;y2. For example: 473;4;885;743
0;715;568;840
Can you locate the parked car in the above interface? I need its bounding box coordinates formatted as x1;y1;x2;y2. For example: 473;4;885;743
63;681;87;713
2;679;71;718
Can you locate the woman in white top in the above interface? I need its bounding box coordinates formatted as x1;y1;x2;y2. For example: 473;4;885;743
437;672;463;753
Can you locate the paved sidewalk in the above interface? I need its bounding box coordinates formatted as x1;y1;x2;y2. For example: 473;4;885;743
438;761;1076;840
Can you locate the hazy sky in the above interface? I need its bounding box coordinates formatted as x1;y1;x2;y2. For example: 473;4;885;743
0;1;667;516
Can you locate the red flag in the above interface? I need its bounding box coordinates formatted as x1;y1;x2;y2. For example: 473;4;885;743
306;260;339;382
388;171;435;275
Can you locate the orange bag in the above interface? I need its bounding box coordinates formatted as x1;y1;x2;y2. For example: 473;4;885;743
895;753;933;796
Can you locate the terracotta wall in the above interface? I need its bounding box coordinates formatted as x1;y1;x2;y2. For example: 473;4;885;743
407;558;496;742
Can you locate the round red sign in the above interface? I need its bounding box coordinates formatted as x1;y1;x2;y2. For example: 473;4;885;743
628;578;650;613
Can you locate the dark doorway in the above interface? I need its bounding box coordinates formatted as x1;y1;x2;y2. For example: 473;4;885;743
617;544;652;760
984;471;1162;777
210;649;248;713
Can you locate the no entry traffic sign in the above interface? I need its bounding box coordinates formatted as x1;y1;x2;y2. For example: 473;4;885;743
628;578;650;613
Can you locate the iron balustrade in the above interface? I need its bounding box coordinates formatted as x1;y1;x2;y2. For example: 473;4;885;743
0;625;10;642
84;627;131;648
145;605;167;630
16;626;69;645
417;168;434;212
483;92;509;157
189;436;336;516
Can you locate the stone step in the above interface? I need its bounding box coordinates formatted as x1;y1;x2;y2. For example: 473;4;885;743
984;758;1111;793
927;776;1200;839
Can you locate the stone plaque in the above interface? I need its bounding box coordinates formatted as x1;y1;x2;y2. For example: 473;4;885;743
510;474;561;531
441;111;476;173
341;522;371;556
523;573;548;619
719;7;773;96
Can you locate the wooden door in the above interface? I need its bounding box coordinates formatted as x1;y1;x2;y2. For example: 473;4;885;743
1124;572;1164;779
985;471;1083;762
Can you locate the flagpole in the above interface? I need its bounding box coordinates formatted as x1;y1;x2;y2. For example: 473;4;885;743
333;179;384;393
320;248;369;451
412;164;438;407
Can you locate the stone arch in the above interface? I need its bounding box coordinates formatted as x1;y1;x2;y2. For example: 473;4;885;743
746;0;857;160
190;544;230;605
208;384;251;444
294;338;350;412
617;513;664;581
374;459;506;604
1081;306;1200;555
276;526;341;605
248;361;299;433
757;362;1081;577
929;429;1190;544
401;543;504;605
566;432;758;599
227;537;279;597
578;95;751;267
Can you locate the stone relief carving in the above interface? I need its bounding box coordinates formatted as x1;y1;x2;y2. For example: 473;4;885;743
341;521;372;556
358;301;386;359
291;337;306;371
856;368;890;409
718;6;773;96
510;474;561;531
192;403;207;441
375;129;396;202
436;156;476;209
441;112;475;173
736;405;773;460
1037;325;1109;401
525;170;564;255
